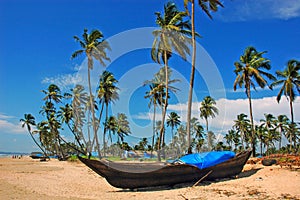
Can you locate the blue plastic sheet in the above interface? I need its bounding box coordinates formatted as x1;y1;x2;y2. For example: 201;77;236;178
179;151;235;169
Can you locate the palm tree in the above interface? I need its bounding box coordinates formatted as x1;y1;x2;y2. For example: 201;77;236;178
34;121;51;154
167;112;181;143
285;122;300;153
20;114;48;157
195;124;205;152
260;113;279;155
71;85;88;151
225;129;235;150
271;59;300;124
97;70;119;156
116;113;131;143
144;83;163;157
190;117;200;136
152;2;192;158
233;113;250;149
57;103;85;152
255;125;266;156
177;124;188;154
233;46;276;156
42;84;62;104
199;96;218;150
275;114;289;150
72;29;111;159
184;0;223;154
207;131;216;151
104;116;117;146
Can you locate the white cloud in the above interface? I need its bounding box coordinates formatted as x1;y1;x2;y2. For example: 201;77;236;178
218;0;300;21
41;60;106;91
133;96;300;134
0;113;26;134
42;73;84;90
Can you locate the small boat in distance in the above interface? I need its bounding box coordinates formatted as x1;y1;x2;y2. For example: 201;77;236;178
78;150;251;189
29;152;46;159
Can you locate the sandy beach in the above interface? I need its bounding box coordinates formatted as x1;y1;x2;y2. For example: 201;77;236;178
0;156;299;200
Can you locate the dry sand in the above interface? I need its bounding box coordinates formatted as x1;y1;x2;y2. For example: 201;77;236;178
0;156;299;200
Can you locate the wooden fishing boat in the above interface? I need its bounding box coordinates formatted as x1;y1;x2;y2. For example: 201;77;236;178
78;150;251;189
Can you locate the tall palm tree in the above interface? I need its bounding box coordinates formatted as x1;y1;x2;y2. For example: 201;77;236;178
72;29;111;159
177;124;188;154
184;0;223;154
97;70;119;156
271;59;300;124
275;114;289;150
152;2;192;158
167;112;181;143
233;113;250;149
20;114;48;157
233;46;276;156
199;96;218;150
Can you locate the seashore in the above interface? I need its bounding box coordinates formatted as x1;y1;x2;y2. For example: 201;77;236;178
0;156;299;200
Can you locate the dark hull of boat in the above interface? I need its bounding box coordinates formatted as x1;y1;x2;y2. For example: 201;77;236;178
78;150;251;189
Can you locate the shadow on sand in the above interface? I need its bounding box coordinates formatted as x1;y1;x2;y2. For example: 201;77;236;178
113;167;262;192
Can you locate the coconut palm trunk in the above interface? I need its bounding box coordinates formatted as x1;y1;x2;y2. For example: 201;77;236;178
87;56;102;159
289;97;294;152
151;104;156;158
186;0;196;154
246;83;256;156
158;50;169;161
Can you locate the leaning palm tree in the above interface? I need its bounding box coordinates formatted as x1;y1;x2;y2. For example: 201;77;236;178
97;70;119;156
233;46;276;156
57;103;85;152
166;112;181;143
152;2;192;158
271;59;300;124
184;0;223;154
72;29;110;159
20;114;48;157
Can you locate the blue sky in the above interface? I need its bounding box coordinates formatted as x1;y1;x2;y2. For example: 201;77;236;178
0;0;300;153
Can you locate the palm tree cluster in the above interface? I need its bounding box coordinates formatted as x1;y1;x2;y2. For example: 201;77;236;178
233;47;300;155
225;113;300;155
21;1;300;160
21;71;131;158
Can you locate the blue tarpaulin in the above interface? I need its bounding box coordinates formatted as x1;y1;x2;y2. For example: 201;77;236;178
179;151;235;169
